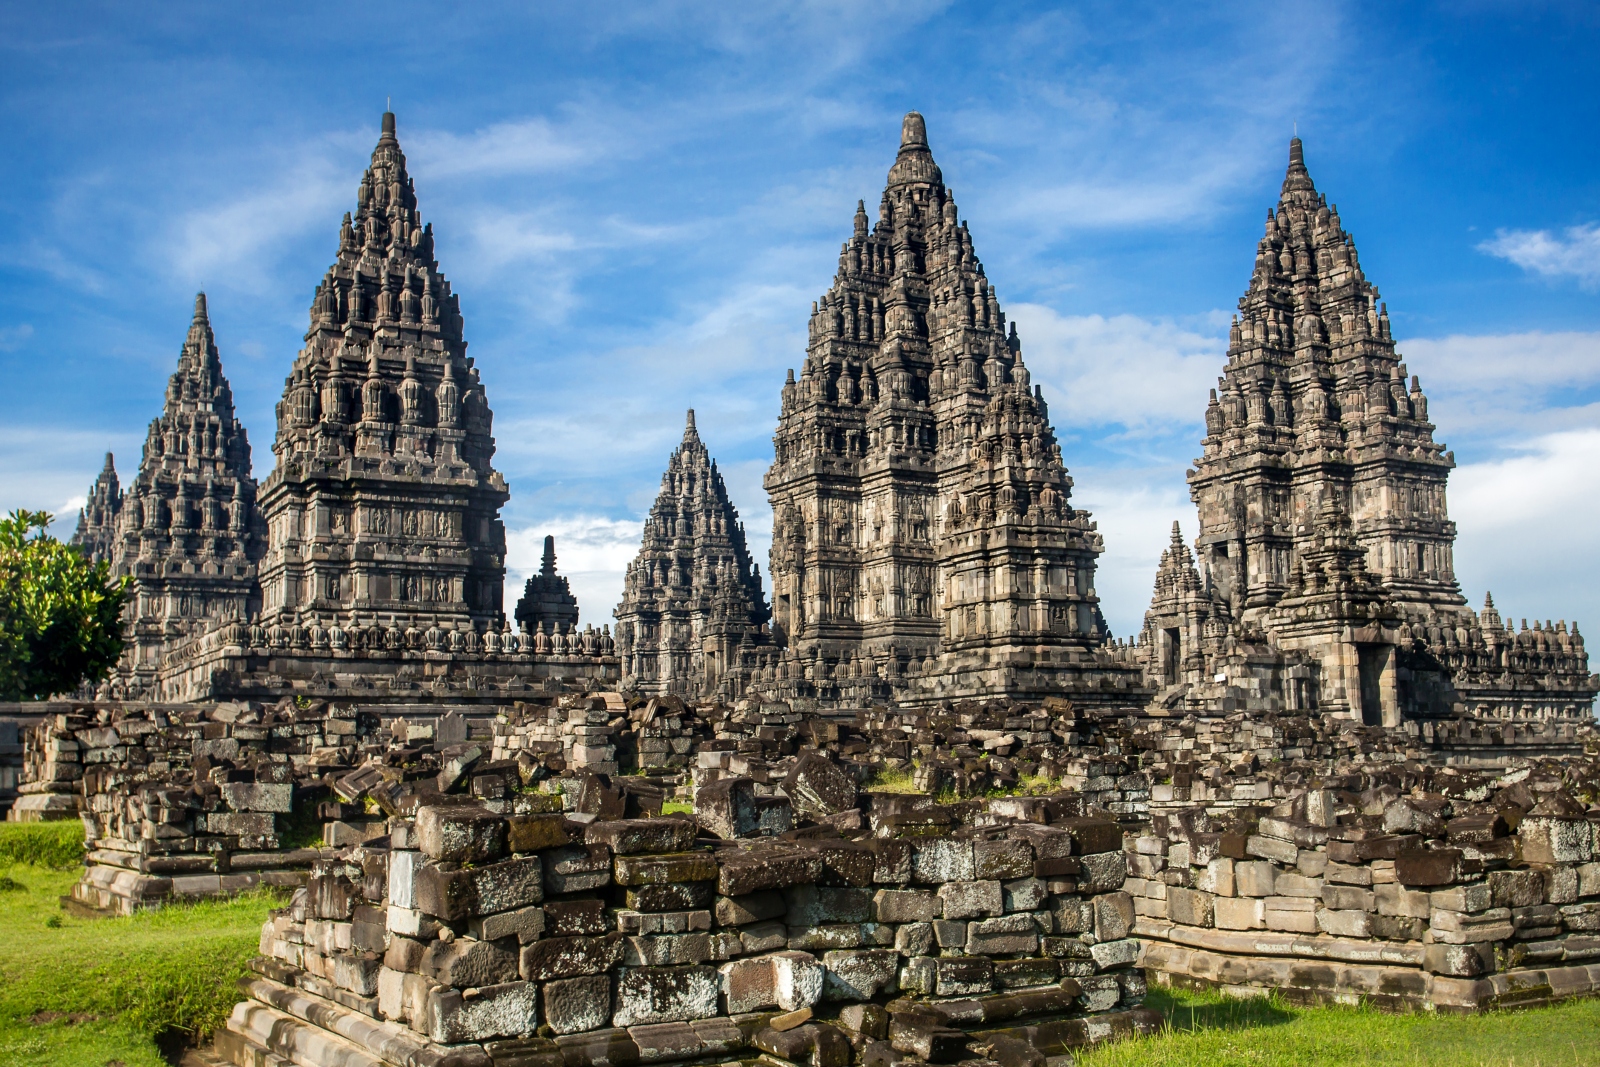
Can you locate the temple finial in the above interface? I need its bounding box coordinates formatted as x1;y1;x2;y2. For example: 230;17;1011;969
901;111;927;149
380;110;397;144
685;409;698;438
193;291;209;324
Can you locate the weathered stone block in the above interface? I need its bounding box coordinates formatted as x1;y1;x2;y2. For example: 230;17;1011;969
910;839;974;884
1214;896;1264;930
822;948;900;1000
1167;887;1214;928
587;817;696;855
874;888;940;923
974;839;1034;880
422;936;521;988
611;965;721;1027
1093;891;1135;941
697;777;758;839
519;934;624;980
417;804;507;865
786;884;873;926
544;898;609;936
966;913;1039;956
416;856;542;920
773;950;825;1010
783;753;858;818
629;882;714;912
543;844;612;895
543;974;611;1034
506;813;573;853
424;980;538;1044
614;851;717;886
716;890;786;926
938;879;1003;919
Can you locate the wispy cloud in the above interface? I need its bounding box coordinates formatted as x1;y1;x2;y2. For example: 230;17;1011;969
1398;330;1600;443
1012;304;1224;432
0;323;33;350
1479;223;1600;288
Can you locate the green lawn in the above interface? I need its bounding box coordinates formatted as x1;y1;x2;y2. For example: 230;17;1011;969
1080;985;1600;1067
0;822;279;1067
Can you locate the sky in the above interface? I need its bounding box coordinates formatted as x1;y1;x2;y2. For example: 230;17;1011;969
1;1;1598;639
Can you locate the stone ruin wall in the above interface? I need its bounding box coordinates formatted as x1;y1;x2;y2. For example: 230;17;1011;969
1125;758;1600;1012
216;798;1157;1067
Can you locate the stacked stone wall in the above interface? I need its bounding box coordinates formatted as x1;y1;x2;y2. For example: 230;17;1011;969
213;795;1159;1067
1125;759;1600;1011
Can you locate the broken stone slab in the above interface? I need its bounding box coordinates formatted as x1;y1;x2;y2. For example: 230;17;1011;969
782;752;859;818
587;818;697;855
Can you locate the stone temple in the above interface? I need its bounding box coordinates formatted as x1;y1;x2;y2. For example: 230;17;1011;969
1135;138;1597;731
70;293;267;696
55;112;1594;737
71;113;618;704
756;112;1140;707
614;410;771;698
17;110;1600;1065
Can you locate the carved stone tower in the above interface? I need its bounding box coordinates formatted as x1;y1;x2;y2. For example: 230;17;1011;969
1190;138;1463;622
764;113;1112;698
256;112;510;634
70;453;123;565
104;294;266;691
514;535;580;636
618;411;770;697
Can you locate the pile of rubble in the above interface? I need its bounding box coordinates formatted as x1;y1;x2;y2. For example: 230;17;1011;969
1127;756;1600;1011
209;740;1161;1067
12;701;379;913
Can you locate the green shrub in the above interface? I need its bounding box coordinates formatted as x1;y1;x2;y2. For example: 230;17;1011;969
0;821;85;869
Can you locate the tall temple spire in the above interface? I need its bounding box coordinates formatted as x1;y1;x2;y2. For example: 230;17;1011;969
764;111;1119;702
99;295;265;694
515;534;579;636
70;452;122;564
255;111;510;630
1186;136;1461;618
618;414;769;697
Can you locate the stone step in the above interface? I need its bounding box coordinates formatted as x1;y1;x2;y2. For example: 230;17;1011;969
220;1001;387;1067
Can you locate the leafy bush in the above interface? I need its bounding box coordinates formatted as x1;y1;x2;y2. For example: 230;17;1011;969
0;510;127;700
0;822;85;869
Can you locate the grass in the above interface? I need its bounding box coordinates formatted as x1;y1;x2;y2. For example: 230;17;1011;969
1078;986;1600;1067
661;799;694;815
863;765;924;794
0;822;282;1067
0;820;88;868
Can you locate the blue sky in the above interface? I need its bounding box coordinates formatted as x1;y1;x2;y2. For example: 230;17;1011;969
2;1;1598;637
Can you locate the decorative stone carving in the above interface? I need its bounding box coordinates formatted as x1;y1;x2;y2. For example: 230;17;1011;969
69;452;122;564
1139;140;1596;725
255;112;510;635
616;410;771;697
84;294;266;697
762;112;1136;706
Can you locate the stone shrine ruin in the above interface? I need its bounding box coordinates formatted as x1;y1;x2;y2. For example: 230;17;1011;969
8;109;1597;1067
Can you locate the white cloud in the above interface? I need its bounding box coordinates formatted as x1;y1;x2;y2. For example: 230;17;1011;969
1479;223;1600;288
1398;331;1600;441
1451;429;1600;628
167;158;349;286
1010;303;1223;431
0;323;34;350
411;117;608;180
1073;474;1196;638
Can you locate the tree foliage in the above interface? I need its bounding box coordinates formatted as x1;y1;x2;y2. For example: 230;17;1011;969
0;509;128;701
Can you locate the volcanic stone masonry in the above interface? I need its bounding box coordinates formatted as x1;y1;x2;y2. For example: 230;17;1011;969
64;113;619;706
70;294;267;698
1134;139;1598;731
515;535;582;639
615;411;774;700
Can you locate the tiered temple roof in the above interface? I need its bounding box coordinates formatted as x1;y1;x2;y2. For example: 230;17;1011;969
617;410;770;697
256;112;510;635
100;294;265;693
764;112;1119;702
69;452;122;565
514;535;580;636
